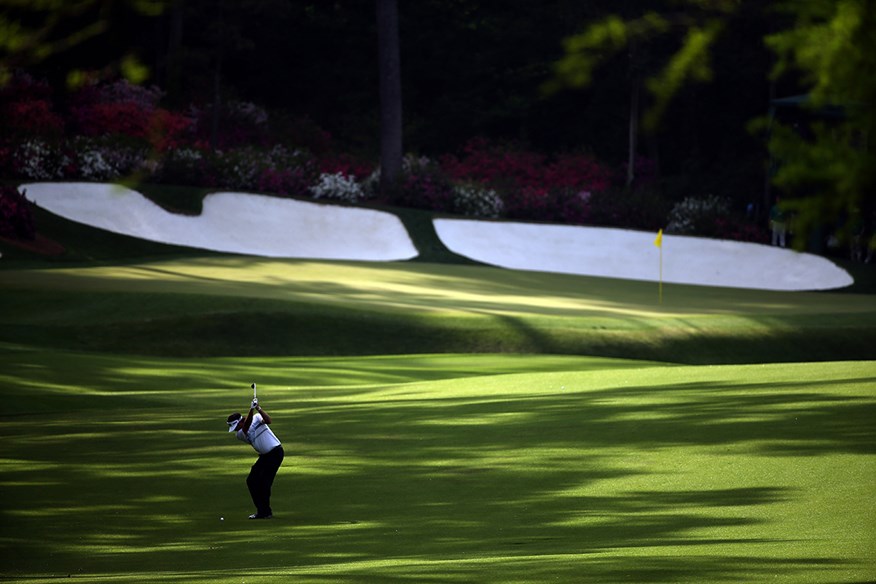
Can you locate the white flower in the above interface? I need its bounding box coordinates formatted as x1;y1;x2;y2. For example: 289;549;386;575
309;172;364;202
14;139;68;179
79;149;113;180
667;195;729;234
453;183;503;218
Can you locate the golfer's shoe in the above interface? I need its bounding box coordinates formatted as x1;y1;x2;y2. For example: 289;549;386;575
249;513;273;519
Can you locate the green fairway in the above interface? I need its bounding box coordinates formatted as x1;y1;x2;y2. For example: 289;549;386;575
0;350;874;582
1;209;875;582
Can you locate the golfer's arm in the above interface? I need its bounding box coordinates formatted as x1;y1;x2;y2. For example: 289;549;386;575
256;406;272;425
242;408;256;432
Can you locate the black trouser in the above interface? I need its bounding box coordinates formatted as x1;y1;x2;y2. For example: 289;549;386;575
247;445;284;516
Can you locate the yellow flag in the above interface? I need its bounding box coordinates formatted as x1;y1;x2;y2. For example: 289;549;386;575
654;229;663;248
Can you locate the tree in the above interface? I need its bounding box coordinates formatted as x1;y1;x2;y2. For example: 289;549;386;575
551;0;875;248
0;0;166;87
546;3;733;190
762;0;875;248
376;0;403;194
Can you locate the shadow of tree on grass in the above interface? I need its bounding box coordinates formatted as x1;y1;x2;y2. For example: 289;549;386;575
1;359;873;582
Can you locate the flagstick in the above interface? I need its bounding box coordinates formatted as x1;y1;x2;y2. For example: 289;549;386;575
658;245;663;304
654;229;664;305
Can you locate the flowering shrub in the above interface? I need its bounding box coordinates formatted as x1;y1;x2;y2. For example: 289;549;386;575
667;195;730;235
310;172;365;202
663;195;763;242
2;99;64;139
452;183;503;218
545;189;591;225
438;138;616;223
0;146;11;176
403;154;433;173
11;139;72;180
109;81;162;108
68;80;192;152
211;146;266;190
71;136;150;181
440;138;614;193
501;186;592;224
153;144;314;191
155;147;208;186
318;154;374;181
76;148;114;181
0;72;64;139
0;185;36;240
70;101;152;137
257;167;311;197
147;109;194;152
500;186;550;220
543;153;614;193
394;169;455;212
440;138;545;190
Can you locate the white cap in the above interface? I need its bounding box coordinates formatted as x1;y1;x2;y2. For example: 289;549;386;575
226;413;242;432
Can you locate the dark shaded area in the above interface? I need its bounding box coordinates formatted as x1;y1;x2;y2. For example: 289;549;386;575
28;1;789;205
0;283;874;365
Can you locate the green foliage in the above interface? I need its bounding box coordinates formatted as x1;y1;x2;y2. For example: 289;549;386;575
548;9;724;130
763;0;876;248
546;12;669;96
643;20;722;129
553;0;875;247
0;0;167;87
547;15;630;90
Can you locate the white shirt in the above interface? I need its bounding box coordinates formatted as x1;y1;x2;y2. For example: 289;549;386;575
237;413;281;455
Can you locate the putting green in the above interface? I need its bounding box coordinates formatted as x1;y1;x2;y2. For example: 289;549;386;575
1;350;873;582
2;257;875;363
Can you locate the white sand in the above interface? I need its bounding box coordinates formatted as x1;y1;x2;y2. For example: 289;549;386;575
22;182;852;291
434;219;853;291
23;182;417;261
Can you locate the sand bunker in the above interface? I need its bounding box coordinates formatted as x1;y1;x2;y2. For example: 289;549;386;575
23;182;417;261
22;182;852;291
434;218;853;291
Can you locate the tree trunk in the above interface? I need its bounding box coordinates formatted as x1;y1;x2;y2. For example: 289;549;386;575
376;0;403;195
210;0;224;151
211;49;221;151
627;76;640;188
166;0;185;103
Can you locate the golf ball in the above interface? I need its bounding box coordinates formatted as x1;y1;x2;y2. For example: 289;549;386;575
220;517;224;521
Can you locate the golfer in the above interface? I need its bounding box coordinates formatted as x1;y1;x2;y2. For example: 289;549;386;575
227;399;284;519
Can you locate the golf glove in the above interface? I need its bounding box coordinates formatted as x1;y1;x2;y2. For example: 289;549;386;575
251;398;259;409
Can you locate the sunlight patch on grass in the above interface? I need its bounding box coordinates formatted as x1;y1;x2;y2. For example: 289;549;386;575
418;411;533;426
1;351;874;582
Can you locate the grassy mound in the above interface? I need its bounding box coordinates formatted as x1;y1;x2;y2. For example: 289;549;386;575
2;256;875;363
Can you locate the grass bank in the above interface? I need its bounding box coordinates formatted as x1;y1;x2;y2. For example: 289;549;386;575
2;256;875;364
